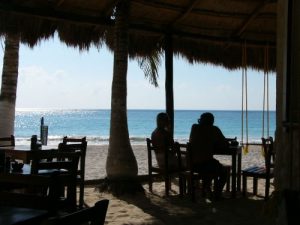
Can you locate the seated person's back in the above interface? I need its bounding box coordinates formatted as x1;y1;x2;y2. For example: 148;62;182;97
189;112;229;198
151;113;178;170
189;113;228;165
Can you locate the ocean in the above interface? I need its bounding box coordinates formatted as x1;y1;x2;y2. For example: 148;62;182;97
15;109;276;145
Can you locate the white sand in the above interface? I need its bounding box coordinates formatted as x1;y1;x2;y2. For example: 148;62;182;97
84;181;275;225
85;144;267;180
82;144;275;225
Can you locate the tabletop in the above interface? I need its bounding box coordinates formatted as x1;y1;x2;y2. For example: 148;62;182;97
0;206;48;225
0;146;58;164
0;145;55;151
1;164;66;176
214;145;242;155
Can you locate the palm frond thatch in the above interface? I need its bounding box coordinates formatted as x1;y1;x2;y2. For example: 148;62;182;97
0;0;277;71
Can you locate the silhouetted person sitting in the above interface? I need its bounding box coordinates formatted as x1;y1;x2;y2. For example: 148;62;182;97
189;112;228;199
151;113;179;170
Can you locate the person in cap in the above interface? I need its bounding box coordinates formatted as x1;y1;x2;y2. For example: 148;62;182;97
189;112;229;199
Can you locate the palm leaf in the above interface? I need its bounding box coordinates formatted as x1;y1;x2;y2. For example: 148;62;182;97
137;51;162;87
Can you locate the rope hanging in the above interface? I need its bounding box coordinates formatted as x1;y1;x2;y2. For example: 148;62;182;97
241;43;249;154
241;44;271;156
261;45;270;156
262;45;270;138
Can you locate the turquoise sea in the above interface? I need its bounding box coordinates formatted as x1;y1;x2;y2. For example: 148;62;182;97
15;109;276;145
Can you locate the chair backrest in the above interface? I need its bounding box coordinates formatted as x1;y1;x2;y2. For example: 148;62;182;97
0;135;15;147
0;173;60;210
58;136;87;179
45;199;109;225
30;150;80;175
261;137;275;174
226;137;239;147
62;136;87;145
177;142;194;171
174;142;188;171
146;138;172;171
146;138;155;170
30;150;81;210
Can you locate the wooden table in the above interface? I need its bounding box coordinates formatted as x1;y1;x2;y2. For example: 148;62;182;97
0;206;48;225
4;164;64;176
0;146;56;164
214;145;242;198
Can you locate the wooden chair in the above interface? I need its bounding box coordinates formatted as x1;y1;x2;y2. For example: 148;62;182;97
0;135;15;147
178;142;231;201
146;138;184;196
30;150;81;210
177;142;210;201
223;137;239;192
45;199;109;225
58;136;87;208
0;173;60;212
242;137;275;200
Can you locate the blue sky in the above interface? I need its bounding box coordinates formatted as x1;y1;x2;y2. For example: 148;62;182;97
0;35;276;110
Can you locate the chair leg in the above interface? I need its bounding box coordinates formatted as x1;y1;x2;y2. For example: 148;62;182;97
165;175;170;196
79;182;84;209
242;175;247;197
226;168;231;192
265;178;270;200
253;177;258;195
182;177;187;195
149;173;153;193
187;176;192;195
187;176;195;201
191;178;196;202
179;176;184;196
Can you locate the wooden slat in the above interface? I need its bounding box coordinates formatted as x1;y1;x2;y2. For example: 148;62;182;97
233;0;274;38
169;0;201;26
132;0;276;19
56;0;65;7
101;0;118;16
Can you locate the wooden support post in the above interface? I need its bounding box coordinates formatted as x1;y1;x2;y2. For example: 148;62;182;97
165;34;174;138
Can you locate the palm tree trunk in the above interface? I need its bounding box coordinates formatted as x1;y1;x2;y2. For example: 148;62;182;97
0;34;20;137
106;1;138;181
165;34;174;138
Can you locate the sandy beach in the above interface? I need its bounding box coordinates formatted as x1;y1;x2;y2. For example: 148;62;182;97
83;144;275;225
84;144;266;180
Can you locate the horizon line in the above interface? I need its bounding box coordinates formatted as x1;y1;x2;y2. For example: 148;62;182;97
16;107;276;112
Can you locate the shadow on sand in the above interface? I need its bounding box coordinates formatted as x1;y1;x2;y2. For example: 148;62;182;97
118;188;276;225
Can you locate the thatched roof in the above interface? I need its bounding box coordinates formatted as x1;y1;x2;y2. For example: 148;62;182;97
0;0;277;71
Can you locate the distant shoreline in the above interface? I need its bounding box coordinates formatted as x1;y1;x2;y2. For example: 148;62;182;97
14;109;276;145
16;108;276;112
15;136;265;146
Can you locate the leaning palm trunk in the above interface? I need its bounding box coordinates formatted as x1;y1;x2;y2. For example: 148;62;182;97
105;1;139;185
0;34;20;137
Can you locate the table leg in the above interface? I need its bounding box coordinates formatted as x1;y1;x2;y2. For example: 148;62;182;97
237;152;242;192
231;153;236;198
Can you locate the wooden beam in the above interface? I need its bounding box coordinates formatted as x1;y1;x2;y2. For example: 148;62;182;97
101;0;119;16
130;23;276;48
0;2;276;48
0;2;114;27
233;0;274;38
285;0;294;122
169;0;201;26
56;0;65;7
132;0;277;19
